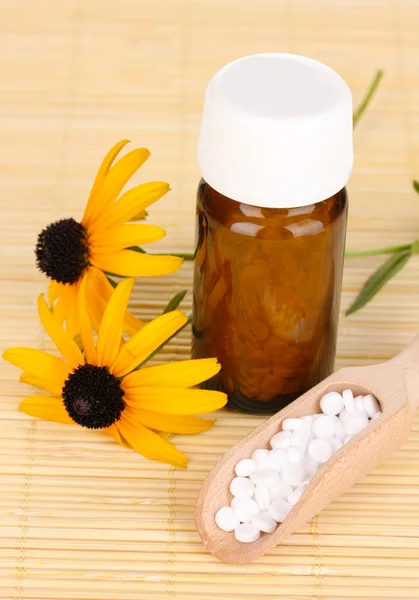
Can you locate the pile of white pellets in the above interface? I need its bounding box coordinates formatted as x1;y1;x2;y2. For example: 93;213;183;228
215;389;381;543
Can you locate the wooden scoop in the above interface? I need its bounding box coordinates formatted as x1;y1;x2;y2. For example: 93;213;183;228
195;334;419;564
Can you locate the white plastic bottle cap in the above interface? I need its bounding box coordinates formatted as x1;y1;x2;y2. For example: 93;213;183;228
198;53;353;209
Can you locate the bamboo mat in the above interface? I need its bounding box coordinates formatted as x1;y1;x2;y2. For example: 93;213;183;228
1;0;419;598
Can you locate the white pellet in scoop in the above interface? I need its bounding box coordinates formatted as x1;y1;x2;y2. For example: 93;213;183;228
251;468;280;488
287;446;303;463
342;389;355;411
338;408;351;423
269;499;293;523
251;511;277;534
320;391;344;416
270;430;292;449
235;458;257;477
308;438;333;464
363;394;380;418
235;522;261;543
344;412;369;435
215;506;240;532
251;448;270;468
254;486;271;511
282;418;301;431
287;483;308;506
291;428;311;452
354;395;365;412
281;463;306;486
233;498;259;523
230;476;255;499
268;448;288;470
269;481;293;501
215;386;375;541
330;437;343;452
334;418;346;442
313;415;336;439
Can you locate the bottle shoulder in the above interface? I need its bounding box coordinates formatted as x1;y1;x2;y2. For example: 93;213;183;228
197;179;347;240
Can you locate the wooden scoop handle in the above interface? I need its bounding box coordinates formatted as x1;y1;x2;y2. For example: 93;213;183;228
391;333;419;414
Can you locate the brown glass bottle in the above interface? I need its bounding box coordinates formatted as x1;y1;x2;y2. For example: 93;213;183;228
192;180;348;414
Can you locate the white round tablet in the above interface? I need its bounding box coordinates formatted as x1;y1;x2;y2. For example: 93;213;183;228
254;486;271;511
269;499;293;523
268;448;288;470
230;476;255;499
281;463;306;486
251;468;280;488
251;511;277;534
363;394;380;418
215;506;240;532
308;438;333;464
320;391;344;416
233;498;259;523
344;413;368;435
234;522;261;543
270;430;292;449
235;458;257;477
313;415;336;439
251;448;270;468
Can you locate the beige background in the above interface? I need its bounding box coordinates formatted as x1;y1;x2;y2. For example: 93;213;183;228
1;0;419;598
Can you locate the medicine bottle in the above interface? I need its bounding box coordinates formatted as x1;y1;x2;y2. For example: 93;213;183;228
192;54;353;414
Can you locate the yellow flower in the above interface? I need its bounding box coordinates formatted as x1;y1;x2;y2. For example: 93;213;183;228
3;272;226;468
35;140;183;338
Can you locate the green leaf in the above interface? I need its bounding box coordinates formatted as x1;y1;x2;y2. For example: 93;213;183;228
346;249;411;315
163;290;187;314
353;69;384;128
127;245;146;254
135;314;192;369
345;242;412;258
413;180;419;194
106;275;118;289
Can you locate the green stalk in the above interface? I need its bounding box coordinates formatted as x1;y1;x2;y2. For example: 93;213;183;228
345;243;412;258
152;251;195;261
353;70;384;128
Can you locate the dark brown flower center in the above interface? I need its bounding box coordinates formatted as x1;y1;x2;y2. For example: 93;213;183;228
35;218;89;284
62;364;125;429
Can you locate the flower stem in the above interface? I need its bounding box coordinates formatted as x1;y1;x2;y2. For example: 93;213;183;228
353;70;384;128
153;251;195;261
345;243;412;258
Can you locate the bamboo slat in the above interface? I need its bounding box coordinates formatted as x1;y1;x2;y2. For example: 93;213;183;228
1;0;419;598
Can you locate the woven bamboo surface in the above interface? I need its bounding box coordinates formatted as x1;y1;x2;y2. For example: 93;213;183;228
1;0;419;598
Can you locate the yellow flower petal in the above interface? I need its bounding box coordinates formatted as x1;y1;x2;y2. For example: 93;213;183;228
48;280;63;305
117;413;187;468
86;267;143;335
89;223;166;252
124;387;227;415
37;294;84;368
93;182;170;230
20;373;63;396
51;288;70;326
82;139;130;225
77;271;96;364
3;347;71;392
122;358;221;390
63;283;80;339
96;277;135;367
90;249;183;278
111;310;188;377
122;308;144;337
106;423;131;448
19;396;74;425
86;148;150;228
125;407;215;434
